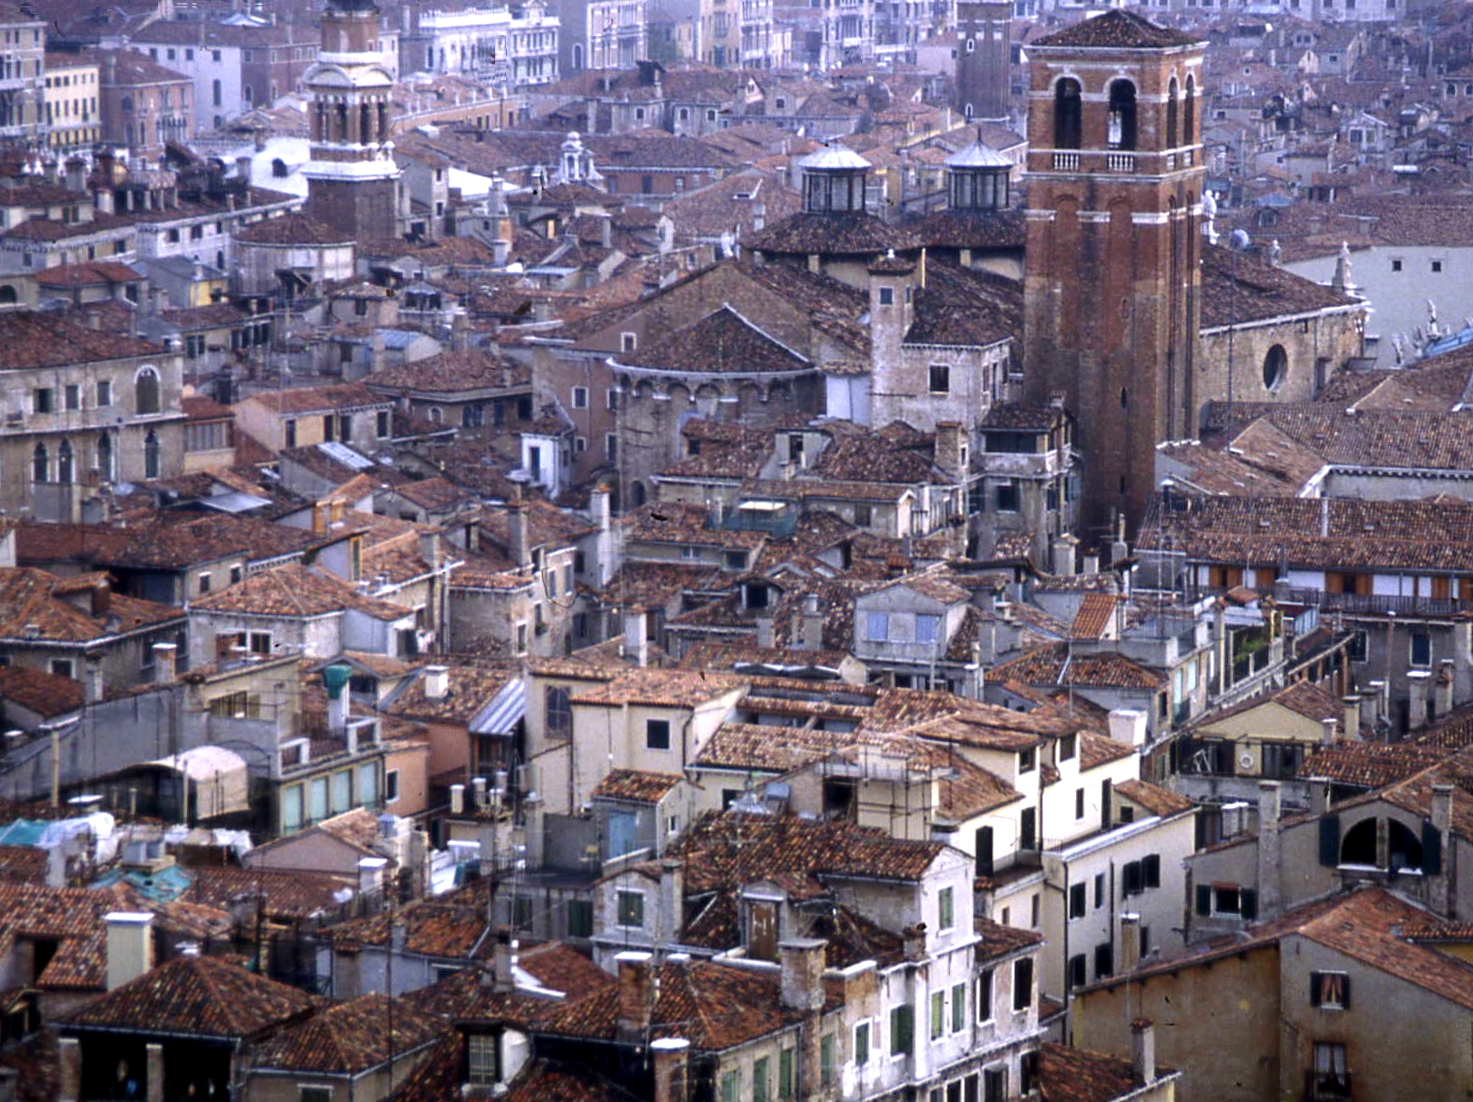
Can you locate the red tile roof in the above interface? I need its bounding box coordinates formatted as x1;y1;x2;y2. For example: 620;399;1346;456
1113;779;1194;818
0;311;160;370
64;954;316;1039
539;958;806;1051
253;994;444;1073
590;769;683;803
1032;9;1200;49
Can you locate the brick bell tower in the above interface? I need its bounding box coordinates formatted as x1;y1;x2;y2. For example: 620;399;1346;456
303;0;401;240
1021;10;1205;543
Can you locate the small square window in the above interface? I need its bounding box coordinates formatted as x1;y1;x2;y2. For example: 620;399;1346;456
1432;259;1444;273
572;386;589;409
617;889;644;927
646;718;671;750
878;286;894;306
929;364;950;394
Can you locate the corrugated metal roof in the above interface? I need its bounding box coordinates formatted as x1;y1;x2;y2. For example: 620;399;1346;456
317;441;375;470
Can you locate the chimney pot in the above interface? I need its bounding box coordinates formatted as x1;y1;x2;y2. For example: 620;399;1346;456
423;665;450;699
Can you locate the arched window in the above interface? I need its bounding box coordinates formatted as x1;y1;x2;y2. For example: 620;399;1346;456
1388;820;1424;872
1340;818;1377;866
97;433;113;482
271;158;287;178
121;95;134;113
0;285;16;304
1166;77;1180;149
31;443;46;483
631;481;648;508
428;406;443;424
1053;78;1082;150
136;367;160;414
144;430;160;479
1184;76;1197;147
1108;79;1138;150
1263;345;1288;391
57;439;73;484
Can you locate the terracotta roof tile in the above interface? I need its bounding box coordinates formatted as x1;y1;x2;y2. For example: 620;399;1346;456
191;562;411;620
539;958;806;1050
364;350;531;395
989;644;1167;691
0;664;84;718
1036;1041;1178;1102
381;664;519;726
1113;778;1194;818
240;382;387;415
0;567;183;643
590;769;683;803
64;954;315;1038
666;810;945;894
1032;9;1200;49
253;994;444;1073
0;311;160;370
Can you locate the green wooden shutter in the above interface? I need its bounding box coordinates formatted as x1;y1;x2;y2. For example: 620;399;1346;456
1423;821;1443;875
1318;814;1341;866
1195;884;1212;915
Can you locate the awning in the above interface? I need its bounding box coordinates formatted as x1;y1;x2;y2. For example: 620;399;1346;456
473;677;526;737
145;747;251;820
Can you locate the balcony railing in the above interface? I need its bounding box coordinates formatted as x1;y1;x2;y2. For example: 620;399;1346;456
1106;152;1136;172
1052;151;1080;171
1273;584;1470;619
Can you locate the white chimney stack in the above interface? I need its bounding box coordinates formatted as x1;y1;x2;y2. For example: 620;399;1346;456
104;912;154;990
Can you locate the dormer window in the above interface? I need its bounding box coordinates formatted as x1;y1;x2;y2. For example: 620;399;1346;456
465;1033;499;1086
745;582;769;610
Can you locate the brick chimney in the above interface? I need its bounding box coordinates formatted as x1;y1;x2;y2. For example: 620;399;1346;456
491;928;518;992
779;938;827;1012
615;951;654;1042
651;1038;690;1102
1131;1018;1157;1086
57;1038;80;1102
934;422;965;479
1342;696;1360;741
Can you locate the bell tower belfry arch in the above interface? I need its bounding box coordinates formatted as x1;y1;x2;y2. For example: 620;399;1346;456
1021;10;1205;541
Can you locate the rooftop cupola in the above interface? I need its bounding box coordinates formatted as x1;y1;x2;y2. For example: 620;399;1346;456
799;146;872;215
945;139;1012;211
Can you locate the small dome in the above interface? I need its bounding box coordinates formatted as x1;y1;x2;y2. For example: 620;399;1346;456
799;145;872;172
945;141;1012;169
